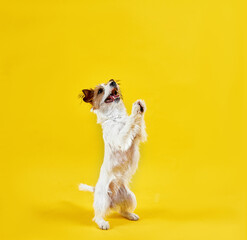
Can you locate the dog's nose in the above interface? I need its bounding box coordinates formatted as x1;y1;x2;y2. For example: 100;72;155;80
110;80;117;88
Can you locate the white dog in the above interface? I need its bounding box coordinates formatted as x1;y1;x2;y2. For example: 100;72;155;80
79;79;147;230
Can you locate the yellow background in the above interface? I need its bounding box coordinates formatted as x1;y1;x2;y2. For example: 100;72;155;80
0;0;246;239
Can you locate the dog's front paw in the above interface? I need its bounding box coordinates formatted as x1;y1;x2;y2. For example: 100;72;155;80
132;100;146;115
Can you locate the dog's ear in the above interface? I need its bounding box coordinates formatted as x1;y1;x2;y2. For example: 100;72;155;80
82;89;94;103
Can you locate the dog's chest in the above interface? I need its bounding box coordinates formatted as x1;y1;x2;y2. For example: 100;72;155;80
102;118;139;175
110;143;138;174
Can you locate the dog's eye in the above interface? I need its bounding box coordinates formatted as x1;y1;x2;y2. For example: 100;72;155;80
98;88;103;94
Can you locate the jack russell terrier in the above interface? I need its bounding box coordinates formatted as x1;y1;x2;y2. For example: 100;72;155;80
79;79;147;230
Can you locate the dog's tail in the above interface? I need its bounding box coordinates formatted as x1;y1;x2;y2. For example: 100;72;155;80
78;183;95;193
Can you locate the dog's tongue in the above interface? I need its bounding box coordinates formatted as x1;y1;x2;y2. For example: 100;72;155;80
105;88;120;103
105;92;120;103
109;94;119;100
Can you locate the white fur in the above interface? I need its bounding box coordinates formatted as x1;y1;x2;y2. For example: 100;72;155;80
79;81;147;230
78;183;94;192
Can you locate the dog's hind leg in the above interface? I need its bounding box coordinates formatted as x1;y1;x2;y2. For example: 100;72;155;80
118;186;139;221
93;185;111;230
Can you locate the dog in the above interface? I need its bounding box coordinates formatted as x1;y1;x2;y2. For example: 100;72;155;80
79;79;147;230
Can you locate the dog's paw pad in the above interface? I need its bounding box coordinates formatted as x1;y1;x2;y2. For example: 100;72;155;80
137;100;145;113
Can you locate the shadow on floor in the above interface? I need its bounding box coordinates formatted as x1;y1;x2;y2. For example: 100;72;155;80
137;206;237;222
34;201;94;226
34;201;237;229
34;201;141;229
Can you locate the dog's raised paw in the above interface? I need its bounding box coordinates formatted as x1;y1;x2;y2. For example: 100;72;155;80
132;100;146;115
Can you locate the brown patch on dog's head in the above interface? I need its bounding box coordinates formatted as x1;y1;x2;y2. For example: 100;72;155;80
91;85;105;109
81;89;94;103
81;85;105;110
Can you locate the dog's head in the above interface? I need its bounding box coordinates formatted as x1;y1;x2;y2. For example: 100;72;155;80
80;79;122;110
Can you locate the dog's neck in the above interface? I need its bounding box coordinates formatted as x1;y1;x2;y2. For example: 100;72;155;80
92;101;127;125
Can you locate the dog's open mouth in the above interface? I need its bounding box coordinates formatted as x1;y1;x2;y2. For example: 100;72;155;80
105;88;120;103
